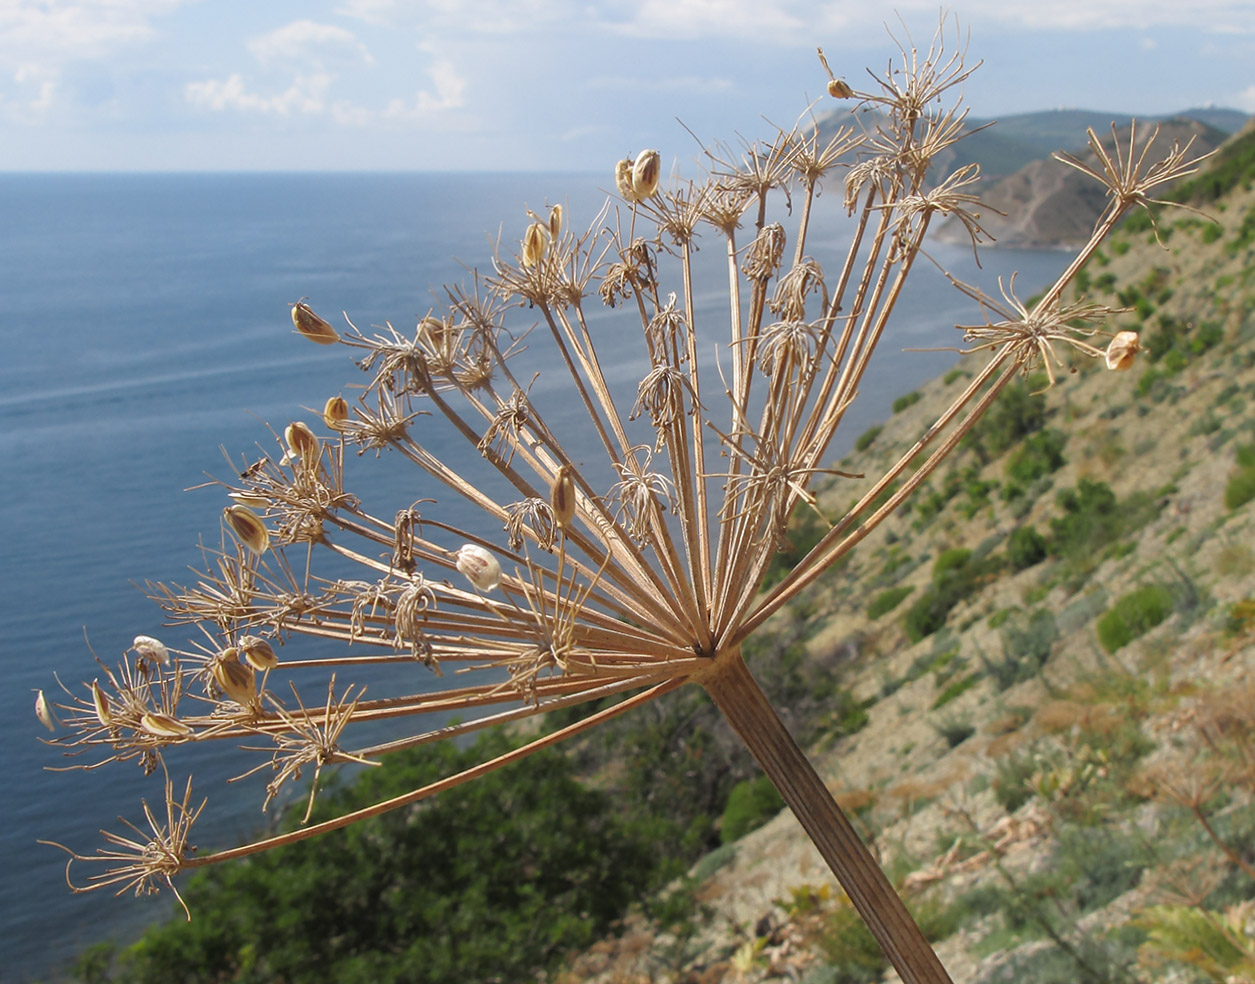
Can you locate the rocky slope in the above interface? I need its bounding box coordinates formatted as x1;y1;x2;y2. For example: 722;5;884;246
552;124;1255;984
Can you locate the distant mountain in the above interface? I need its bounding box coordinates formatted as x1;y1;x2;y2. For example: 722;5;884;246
818;105;1250;185
947;117;1230;248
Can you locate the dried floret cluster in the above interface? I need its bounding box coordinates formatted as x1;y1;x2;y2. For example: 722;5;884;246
41;21;1208;984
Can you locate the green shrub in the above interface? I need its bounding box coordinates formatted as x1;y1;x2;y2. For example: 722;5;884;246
1007;525;1048;571
892;390;922;413
987;608;1058;689
720;775;785;843
1004;429;1066;489
114;732;662;984
855;424;882;452
867;585;914;619
903;549;1002;642
943;367;966;385
993;749;1037;813
935;716;976;747
1096;583;1175;652
933;673;980;710
1226;467;1255;510
965;379;1047;462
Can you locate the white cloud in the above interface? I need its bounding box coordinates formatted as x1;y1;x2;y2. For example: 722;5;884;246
1236;84;1255;113
0;0;188;116
0;0;187;68
185;72;333;116
185;58;466;124
247;19;374;68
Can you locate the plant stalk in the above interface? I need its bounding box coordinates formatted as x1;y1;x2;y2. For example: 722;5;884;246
702;651;954;984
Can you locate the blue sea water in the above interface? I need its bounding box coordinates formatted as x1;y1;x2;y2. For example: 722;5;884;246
0;172;1070;982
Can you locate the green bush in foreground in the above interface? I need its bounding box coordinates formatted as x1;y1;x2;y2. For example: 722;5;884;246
1096;583;1175;653
102;732;660;984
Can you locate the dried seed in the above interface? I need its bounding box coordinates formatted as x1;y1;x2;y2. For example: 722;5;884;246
212;652;256;705
615;158;638;203
551;464;576;530
323;395;350;431
91;680;112;729
631;150;661;199
548;204;563;242
131;635;170;666
229;490;271;509
285;421;319;462
1104;330;1140;371
522;221;548;268
291;300;340;345
455;544;502;592
827;78;854;99
140;711;192;738
237;635;279;671
35;689;57;732
224;505;270;554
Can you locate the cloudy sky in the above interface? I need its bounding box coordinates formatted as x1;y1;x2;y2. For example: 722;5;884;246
2;0;1253;171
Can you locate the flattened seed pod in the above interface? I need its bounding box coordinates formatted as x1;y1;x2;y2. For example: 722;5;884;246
549;204;563;242
141;712;193;738
224;505;270;554
285;421;319;462
1105;330;1141;371
631;150;661;200
35;689;57;732
237;635;279;671
551;464;576;530
90;680;112;729
827;78;854;98
212;651;256;705
615;158;638;203
131;634;171;666
522;221;549;268
291;300;340;345
456;544;502;592
323;395;350;430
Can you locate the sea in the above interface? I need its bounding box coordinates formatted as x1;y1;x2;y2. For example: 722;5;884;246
0;172;1072;982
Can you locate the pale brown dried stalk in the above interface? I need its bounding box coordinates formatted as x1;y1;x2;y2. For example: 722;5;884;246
43;16;1211;984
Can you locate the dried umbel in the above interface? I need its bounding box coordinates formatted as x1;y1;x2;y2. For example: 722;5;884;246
46;21;1211;984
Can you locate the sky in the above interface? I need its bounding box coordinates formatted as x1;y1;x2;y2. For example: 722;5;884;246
1;0;1254;171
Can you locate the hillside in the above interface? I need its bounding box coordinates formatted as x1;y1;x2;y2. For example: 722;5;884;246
945;118;1230;248
551;118;1255;984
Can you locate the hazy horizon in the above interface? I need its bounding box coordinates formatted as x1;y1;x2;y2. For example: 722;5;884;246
2;1;1254;173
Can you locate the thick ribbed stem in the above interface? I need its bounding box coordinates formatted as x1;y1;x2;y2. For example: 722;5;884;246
702;652;954;984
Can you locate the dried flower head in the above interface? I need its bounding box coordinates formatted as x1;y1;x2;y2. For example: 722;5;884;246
47;22;1214;984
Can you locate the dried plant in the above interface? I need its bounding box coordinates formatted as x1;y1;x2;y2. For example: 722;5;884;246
41;18;1210;984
